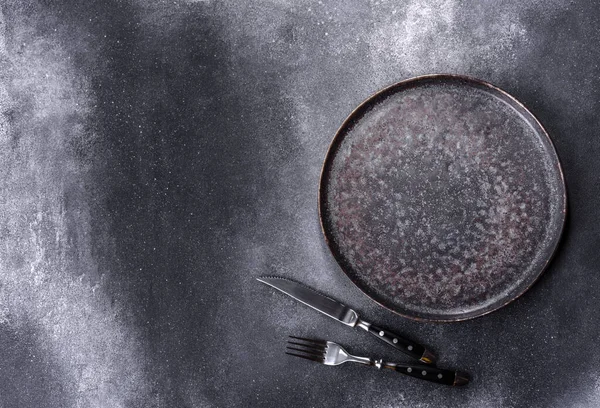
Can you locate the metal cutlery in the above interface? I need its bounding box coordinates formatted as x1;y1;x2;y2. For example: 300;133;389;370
286;336;469;386
257;276;435;364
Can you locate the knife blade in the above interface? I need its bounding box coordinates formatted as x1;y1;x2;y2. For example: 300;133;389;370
257;276;435;364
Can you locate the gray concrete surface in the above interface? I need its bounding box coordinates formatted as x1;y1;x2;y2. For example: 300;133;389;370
0;1;598;407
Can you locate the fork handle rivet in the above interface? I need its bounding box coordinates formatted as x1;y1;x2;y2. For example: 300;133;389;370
392;338;398;344
407;345;413;351
406;367;412;373
379;331;385;336
421;370;427;376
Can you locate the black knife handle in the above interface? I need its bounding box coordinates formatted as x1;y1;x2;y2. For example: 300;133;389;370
360;321;436;364
383;362;469;386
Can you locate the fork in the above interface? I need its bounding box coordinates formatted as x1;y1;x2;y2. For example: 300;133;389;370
286;336;469;386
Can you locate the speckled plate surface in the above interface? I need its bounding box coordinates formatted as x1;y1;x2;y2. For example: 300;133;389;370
319;75;566;322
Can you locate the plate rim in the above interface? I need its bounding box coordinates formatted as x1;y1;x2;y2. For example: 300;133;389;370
317;73;567;322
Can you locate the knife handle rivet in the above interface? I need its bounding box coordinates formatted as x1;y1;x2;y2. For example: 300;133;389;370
407;345;413;351
407;368;412;373
379;331;385;336
392;338;398;344
421;370;427;376
437;374;443;379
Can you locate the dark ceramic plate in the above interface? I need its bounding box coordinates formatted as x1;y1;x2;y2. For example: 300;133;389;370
319;75;566;322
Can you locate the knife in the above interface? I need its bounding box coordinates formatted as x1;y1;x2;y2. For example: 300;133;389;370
257;276;435;364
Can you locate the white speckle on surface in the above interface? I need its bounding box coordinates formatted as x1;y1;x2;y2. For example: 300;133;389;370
367;0;529;82
0;3;150;407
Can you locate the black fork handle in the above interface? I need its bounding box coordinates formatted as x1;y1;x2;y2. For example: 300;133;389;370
384;362;470;386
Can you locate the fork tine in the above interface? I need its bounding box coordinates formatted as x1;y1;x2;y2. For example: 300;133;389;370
286;336;327;364
288;336;327;346
286;341;326;352
285;351;324;363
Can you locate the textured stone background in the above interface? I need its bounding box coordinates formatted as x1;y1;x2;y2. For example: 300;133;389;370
0;0;598;407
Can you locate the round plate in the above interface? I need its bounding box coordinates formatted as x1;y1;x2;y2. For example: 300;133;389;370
319;75;566;322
